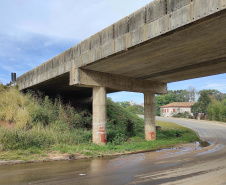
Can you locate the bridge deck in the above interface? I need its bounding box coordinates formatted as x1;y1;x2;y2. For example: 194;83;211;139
17;0;226;95
84;9;226;83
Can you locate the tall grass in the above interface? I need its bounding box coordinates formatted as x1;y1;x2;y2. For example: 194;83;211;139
0;126;92;150
0;87;92;130
0;87;145;150
0;87;33;129
0;86;199;154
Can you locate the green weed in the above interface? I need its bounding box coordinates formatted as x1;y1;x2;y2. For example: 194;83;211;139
0;87;199;161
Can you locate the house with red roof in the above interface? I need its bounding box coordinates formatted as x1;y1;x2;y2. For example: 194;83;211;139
160;102;195;117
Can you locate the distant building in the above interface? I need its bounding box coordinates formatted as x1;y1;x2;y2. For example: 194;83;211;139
140;103;144;107
129;100;135;106
160;102;195;117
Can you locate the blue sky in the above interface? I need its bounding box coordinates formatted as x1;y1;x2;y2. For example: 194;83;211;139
0;0;225;103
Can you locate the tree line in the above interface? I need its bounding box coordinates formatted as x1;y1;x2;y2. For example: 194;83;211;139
117;87;226;122
156;88;226;122
155;87;198;116
191;89;226;121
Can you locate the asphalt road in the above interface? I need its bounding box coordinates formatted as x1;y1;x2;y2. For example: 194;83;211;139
0;117;226;185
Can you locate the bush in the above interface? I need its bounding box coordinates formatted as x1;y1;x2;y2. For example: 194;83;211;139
107;98;144;136
207;99;226;122
172;112;192;119
0;88;92;130
126;105;144;115
0;88;145;149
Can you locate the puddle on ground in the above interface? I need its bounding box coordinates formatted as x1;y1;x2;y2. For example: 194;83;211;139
156;141;211;153
152;141;213;160
198;141;210;147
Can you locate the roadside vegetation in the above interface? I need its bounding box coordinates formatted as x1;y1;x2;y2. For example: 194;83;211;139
0;85;199;161
172;112;192;119
207;99;226;122
155;88;197;116
155;87;226;122
191;89;226;121
116;101;144;115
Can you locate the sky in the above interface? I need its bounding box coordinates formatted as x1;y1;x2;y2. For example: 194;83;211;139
0;0;225;104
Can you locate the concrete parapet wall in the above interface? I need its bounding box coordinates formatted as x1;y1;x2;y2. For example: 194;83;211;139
17;0;226;90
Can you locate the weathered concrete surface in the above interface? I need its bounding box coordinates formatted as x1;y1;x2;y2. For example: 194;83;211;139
92;87;107;145
71;69;167;94
17;0;226;91
144;92;156;141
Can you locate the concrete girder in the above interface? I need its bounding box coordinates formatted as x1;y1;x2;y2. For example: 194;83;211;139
70;68;167;94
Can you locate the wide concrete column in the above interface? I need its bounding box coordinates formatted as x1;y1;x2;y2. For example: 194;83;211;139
92;86;107;145
144;92;156;141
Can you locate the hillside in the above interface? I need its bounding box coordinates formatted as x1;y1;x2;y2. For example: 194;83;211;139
0;85;199;161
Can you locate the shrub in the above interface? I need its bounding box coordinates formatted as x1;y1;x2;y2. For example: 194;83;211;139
172;112;192;119
207;99;226;122
0;88;145;149
126;105;144;115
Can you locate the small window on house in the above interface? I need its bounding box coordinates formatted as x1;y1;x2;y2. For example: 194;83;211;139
167;109;169;112
173;109;175;112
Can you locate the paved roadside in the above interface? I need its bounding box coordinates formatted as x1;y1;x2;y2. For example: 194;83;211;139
156;116;226;128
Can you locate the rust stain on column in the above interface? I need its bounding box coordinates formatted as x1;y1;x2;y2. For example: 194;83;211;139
92;86;107;145
144;92;156;141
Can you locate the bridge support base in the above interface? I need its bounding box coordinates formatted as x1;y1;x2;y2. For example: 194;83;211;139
92;86;107;145
144;92;156;141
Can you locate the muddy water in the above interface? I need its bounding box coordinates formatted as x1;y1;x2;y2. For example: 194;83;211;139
0;141;213;185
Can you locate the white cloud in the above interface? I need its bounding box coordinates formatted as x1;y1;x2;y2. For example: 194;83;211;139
0;0;153;85
0;0;225;95
0;0;152;40
203;79;226;92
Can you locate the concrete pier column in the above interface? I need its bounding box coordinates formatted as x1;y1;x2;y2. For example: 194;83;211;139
92;86;107;145
144;92;156;141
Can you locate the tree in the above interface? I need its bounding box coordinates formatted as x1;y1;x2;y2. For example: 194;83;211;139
191;90;212;119
188;87;197;102
155;91;176;116
198;89;225;102
116;101;144;115
155;89;193;116
207;99;226;122
198;91;211;114
191;103;202;119
173;90;189;102
117;101;130;108
126;105;144;115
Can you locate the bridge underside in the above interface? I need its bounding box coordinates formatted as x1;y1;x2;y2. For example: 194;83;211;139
25;10;226;101
24;72;118;104
18;2;226;145
84;10;226;83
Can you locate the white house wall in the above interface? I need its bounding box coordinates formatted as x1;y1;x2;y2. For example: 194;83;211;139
161;107;193;117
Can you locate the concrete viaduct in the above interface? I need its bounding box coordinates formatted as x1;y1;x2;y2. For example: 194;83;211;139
17;0;226;145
